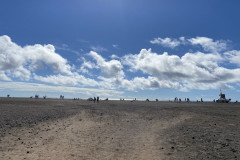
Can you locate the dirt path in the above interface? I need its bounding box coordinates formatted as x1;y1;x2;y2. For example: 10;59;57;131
0;105;191;160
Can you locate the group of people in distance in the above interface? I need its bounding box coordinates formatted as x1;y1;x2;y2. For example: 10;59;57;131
173;97;191;103
93;96;99;103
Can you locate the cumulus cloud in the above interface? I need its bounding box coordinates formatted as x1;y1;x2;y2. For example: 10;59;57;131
150;37;181;48
88;51;124;79
224;50;240;66
0;71;11;81
188;37;227;52
0;35;72;81
12;66;31;81
122;48;240;91
0;35;100;88
79;57;97;73
110;54;119;59
119;76;180;91
1;35;240;94
150;36;228;53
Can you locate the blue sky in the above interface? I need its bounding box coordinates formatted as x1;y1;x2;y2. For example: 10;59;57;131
1;0;240;101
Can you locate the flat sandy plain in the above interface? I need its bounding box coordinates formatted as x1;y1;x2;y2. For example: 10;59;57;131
0;98;240;160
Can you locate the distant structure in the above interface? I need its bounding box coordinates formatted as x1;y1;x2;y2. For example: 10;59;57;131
35;94;39;99
7;94;10;98
216;89;231;103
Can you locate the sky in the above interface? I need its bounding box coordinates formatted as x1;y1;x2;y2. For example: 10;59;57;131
1;0;240;101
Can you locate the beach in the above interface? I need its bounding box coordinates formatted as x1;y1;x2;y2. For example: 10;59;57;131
0;98;240;160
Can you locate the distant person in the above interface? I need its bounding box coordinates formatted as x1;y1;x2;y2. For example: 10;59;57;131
179;98;181;103
213;99;215;102
174;97;177;102
94;97;96;103
97;96;99;103
201;98;203;102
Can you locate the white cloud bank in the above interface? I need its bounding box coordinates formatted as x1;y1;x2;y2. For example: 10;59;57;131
0;81;123;98
0;35;99;87
1;35;240;94
122;48;240;91
150;36;228;52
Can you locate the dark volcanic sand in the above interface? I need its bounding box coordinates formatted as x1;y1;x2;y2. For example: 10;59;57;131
0;98;240;159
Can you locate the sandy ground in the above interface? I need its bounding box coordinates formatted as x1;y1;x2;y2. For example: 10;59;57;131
0;98;240;160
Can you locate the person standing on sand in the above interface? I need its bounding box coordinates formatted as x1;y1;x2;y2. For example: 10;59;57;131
94;97;96;103
97;96;99;103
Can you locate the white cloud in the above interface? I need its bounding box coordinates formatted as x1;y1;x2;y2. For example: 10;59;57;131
0;71;11;81
23;44;72;75
79;57;97;73
150;36;228;53
0;35;73;81
1;35;240;94
112;44;119;49
188;37;227;52
150;37;181;48
90;45;107;52
224;50;240;66
120;76;180;91
88;51;124;78
110;54;119;59
34;73;99;87
122;48;240;91
12;66;31;81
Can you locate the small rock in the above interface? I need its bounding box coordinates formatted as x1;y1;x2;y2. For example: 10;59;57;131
231;148;237;153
